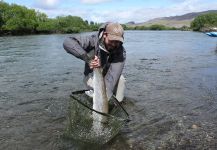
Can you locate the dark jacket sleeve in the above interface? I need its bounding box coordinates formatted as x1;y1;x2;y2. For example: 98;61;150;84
63;34;97;62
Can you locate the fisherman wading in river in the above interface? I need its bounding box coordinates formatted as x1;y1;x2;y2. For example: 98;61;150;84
63;22;126;104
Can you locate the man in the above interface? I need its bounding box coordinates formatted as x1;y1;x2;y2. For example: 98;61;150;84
63;22;126;102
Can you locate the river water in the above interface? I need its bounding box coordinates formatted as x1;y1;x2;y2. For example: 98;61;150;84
0;31;217;149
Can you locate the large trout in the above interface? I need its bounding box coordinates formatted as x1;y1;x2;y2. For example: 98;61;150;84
92;67;109;134
93;67;108;115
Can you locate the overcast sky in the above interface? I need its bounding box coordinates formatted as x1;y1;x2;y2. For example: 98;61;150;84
4;0;217;23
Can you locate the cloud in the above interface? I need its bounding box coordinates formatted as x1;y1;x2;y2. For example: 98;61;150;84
88;0;217;23
87;8;162;23
166;0;217;16
34;0;60;9
80;0;111;4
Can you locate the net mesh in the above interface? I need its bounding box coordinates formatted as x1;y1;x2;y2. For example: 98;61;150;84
64;90;129;145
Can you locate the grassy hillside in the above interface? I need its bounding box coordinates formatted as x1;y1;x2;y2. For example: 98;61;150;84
128;10;217;28
135;19;193;28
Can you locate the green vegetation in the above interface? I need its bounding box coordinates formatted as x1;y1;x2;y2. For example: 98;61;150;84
0;1;100;35
191;13;217;31
124;24;183;31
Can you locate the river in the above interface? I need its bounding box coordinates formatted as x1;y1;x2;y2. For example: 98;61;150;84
0;31;217;149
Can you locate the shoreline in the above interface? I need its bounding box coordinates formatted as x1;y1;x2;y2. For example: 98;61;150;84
0;29;193;37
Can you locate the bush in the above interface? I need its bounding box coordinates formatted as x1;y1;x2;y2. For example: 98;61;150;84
191;13;217;31
149;24;167;30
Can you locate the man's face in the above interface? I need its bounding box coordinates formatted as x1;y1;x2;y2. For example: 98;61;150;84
104;33;122;51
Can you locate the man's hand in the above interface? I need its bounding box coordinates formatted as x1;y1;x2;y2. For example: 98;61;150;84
89;55;100;69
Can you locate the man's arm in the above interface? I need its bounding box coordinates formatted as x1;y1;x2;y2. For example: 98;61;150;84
104;61;125;99
63;34;96;62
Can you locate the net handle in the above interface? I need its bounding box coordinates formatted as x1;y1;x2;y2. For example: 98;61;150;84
112;95;130;118
70;89;130;122
70;91;113;118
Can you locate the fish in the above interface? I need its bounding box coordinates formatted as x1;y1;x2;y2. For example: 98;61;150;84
92;67;109;135
93;67;109;115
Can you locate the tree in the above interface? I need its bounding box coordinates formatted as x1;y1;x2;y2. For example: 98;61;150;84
89;21;100;31
0;1;10;30
3;4;38;33
36;19;57;33
55;15;89;33
36;11;48;22
191;13;217;31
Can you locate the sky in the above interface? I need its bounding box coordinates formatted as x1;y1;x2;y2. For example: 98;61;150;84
3;0;217;23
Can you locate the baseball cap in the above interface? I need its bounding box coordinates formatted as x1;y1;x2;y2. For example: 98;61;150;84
105;23;124;43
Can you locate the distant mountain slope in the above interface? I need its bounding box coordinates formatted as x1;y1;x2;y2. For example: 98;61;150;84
128;10;217;28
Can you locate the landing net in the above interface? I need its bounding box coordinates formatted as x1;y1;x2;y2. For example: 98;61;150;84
64;90;129;145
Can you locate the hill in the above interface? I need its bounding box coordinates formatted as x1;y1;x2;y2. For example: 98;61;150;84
127;10;217;28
